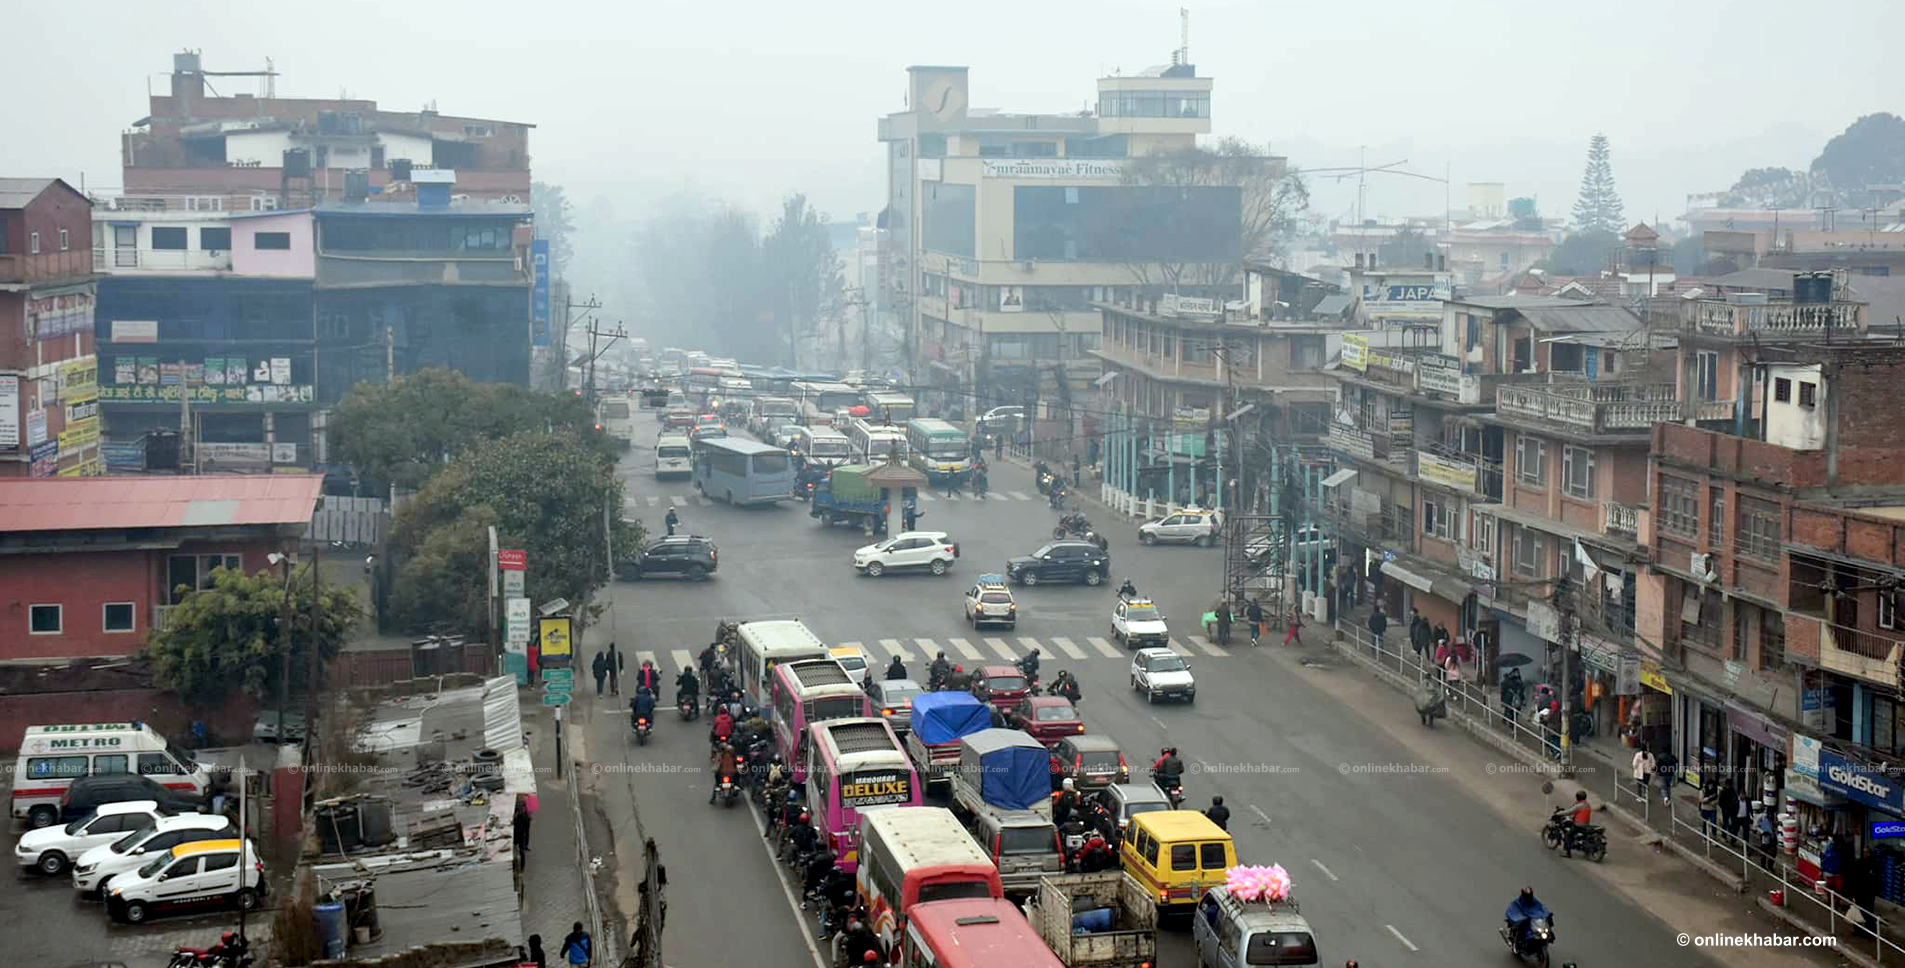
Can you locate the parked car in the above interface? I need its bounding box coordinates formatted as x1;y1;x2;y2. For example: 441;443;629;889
71;814;236;896
867;679;924;734
104;838;266;924
615;535;719;581
1050;735;1129;790
61;775;204;824
252;710;305;744
1130;647;1197;703
1137;508;1222;547
853;530;959;577
1002;696;1085;747
978;406;1026;433
1245;525;1334;571
1005;540;1110;587
16;800;172;876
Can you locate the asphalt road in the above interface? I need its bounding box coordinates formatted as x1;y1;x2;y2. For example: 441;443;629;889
593;414;1720;968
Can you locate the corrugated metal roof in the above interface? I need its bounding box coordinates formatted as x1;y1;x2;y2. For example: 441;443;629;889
0;474;323;533
1518;304;1643;333
1455;295;1599;310
1312;293;1355;315
0;178;56;210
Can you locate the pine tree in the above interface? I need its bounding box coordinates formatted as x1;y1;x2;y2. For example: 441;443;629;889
1571;133;1625;236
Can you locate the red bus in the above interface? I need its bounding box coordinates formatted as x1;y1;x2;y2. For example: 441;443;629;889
857;807;1001;952
898;897;1066;968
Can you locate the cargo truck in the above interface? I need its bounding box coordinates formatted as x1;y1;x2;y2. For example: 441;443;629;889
810;464;889;534
904;692;990;791
1025;871;1159;968
951;728;1053;821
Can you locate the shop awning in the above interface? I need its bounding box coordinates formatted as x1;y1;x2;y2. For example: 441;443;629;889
1094;371;1120;387
1322;468;1357;488
1383;557;1476;603
1382;560;1433;593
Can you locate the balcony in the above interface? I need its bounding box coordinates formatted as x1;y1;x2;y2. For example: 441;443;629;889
93;245;231;273
1603;501;1639;537
1495;382;1679;435
1414;446;1483;494
1686;299;1865;338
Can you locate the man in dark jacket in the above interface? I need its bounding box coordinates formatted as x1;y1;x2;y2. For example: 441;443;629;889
592;651;609;696
1367;606;1389;651
1409;609;1431;657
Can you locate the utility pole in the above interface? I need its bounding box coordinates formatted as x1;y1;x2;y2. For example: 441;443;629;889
1554;575;1577;777
562;295;603;392
304;543;322;756
583;321;628;408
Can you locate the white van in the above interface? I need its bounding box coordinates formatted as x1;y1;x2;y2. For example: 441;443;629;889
655;434;694;479
13;723;213;828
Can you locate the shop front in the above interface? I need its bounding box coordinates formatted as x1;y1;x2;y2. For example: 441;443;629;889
1624;660;1673;765
1577;634;1640;744
1799;739;1905;902
1678;692;1729;791
1726;700;1788;813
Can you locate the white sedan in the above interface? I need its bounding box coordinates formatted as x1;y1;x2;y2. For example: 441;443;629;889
16;800;169;876
853;530;960;577
1111;599;1170;650
1130;648;1196;703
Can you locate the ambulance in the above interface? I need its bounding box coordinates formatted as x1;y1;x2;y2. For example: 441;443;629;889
12;723;214;828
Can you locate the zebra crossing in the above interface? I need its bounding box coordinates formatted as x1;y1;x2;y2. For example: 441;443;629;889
625;489;1045;508
628;632;1230;674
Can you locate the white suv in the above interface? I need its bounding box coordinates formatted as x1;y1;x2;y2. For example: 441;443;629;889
106;838;265;924
1137;508;1221;547
853;530;960;577
1130;647;1196;703
72;813;235;895
16;800;170;876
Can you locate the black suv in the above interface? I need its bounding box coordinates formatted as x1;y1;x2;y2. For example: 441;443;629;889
616;535;718;581
1005;540;1111;587
61;775;206;823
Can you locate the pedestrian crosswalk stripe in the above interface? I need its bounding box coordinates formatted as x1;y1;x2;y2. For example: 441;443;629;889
911;638;941;663
1188;635;1229;658
1086;636;1123;658
1005;491;1031;501
983;637;1016;661
943;491;961;500
1049;636;1087;660
917;492;935;502
645;495;661;507
692;495;711;506
878;638;912;661
1016;636;1051;663
669;495;687;507
670;649;696;670
946;636;985;661
1165;639;1195;657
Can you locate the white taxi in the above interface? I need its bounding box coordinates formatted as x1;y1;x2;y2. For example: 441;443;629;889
1111;598;1170;650
105;837;265;924
1137;507;1222;547
1130;647;1196;703
964;576;1018;629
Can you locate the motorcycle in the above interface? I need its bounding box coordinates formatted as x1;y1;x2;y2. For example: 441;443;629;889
716;775;741;808
169;935;254;968
1015;656;1042;692
1152;772;1186;809
633;715;652;746
1499;916;1555;967
1053;512;1095;540
1543;808;1607;862
678;694;700;721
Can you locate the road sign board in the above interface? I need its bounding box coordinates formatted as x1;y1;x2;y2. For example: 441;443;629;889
505;597;531;644
498;549;527;571
503;570;525;598
541;692;571;706
541;668;573;683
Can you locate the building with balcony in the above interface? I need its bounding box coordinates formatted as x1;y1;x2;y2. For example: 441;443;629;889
90;206;318;473
1344;253;1455;330
879;59;1245;417
121;51;531;212
0;178;101;478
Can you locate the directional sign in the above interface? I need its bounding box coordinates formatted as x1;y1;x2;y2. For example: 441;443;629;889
541;668;573;684
541;692;572;707
505;598;532;645
503;570;525;598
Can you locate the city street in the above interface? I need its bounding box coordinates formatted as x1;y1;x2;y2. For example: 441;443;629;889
582;414;1735;968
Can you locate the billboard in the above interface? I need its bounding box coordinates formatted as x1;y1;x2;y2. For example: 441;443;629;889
530;239;551;347
0;375;17;448
539;617;573;659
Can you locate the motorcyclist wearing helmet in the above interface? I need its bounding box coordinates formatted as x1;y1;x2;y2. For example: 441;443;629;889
1050;670;1082;703
630;686;657;727
675;666;700;706
708;742;740;803
1053;777;1082;826
1504;887;1552;948
1152;747;1184;791
885;656;907;681
1118;578;1138;600
1018;648;1041;681
837;918;882;967
928;652;950;689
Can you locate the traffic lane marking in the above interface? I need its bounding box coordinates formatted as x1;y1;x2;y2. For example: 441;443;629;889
1086;636;1122;658
749;794;831;968
1189;635;1229;657
670;648;694;670
878;638;912;660
1385;924;1419;952
1049;636;1087;660
1165;639;1195;657
984;637;1017;661
1310;858;1338;881
945;637;984;661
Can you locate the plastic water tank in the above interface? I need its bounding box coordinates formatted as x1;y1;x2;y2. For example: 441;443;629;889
316;803;363;853
344;884;382;942
314;901;347;958
357;799;395;847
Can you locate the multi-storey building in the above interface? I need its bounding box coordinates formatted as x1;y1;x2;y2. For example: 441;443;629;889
0;179;101;478
878;59;1246;419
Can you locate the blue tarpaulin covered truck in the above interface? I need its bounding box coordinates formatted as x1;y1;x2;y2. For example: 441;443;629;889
904;692;990;790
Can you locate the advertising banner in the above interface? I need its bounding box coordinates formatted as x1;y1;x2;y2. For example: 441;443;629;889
539;617;573;660
0;375;17;448
531;239;551;347
1341;333;1368;372
840;769;914;807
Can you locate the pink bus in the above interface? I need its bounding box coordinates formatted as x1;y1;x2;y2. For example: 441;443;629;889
771;658;871;781
805;718;921;872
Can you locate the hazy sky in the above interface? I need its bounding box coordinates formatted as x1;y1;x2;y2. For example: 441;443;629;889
3;0;1899;234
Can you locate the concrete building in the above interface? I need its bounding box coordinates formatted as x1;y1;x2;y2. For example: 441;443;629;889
878;58;1248;420
0;178;101;478
121;50;532;212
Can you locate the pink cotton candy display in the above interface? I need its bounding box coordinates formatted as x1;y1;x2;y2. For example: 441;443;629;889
1223;864;1293;902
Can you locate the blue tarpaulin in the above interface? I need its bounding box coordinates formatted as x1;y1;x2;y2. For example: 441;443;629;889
911;692;989;745
961;728;1051;811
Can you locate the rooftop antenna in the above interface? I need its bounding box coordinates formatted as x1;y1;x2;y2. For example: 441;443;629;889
264;57;275;98
1179;7;1190;65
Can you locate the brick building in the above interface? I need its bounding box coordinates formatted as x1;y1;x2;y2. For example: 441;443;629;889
0;178;101;477
0;474;321;662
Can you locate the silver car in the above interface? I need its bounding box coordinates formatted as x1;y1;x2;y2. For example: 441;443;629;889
867;679;924;734
1138;509;1222;547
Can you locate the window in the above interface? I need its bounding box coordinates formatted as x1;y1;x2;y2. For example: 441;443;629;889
58;228;69;251
167;554;242;603
463;123;494;137
1515;435;1547;487
1680;584;1721;650
1695;351;1719;402
254;232;291;250
1799;382;1817;408
1513;526;1540;577
30;231;40;254
1774;378;1792;403
26;756;87;779
1471;509;1496;554
137;753;180;776
92;754;128;776
249;195;279;212
202;852;239;872
1738;496;1781;561
1422;496;1456;540
102;603;135;634
151;227;188;250
199;227;231;251
1760;608;1787;670
1709;488;1725;548
1658;476;1699;538
1171;844;1198;871
1561;445;1595;499
165;858;200;878
185;196;224;212
29;604;61;634
1200;842;1227;869
1291;335;1325;370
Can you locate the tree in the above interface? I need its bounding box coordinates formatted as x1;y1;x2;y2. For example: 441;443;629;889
1812;113;1905;203
632;196;770;357
1571;134;1625;237
387;430;640;636
1118;138;1309;289
531;181;577;276
329;368;604;491
147;563;363;707
1538;231;1620;276
762;193;843;368
1722;167;1813;208
1378;228;1438;271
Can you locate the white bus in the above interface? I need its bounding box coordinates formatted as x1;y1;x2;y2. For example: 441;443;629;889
596;396;636;450
791;426;853;465
848;418;909;464
865;391;916;425
735;619;832;712
795;381;865;427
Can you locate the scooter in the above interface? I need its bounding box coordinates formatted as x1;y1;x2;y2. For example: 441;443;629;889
1499;916;1556;967
716;775;741;808
633;715;652;746
678;694;700;721
1543;808;1607;862
1152;772;1186;809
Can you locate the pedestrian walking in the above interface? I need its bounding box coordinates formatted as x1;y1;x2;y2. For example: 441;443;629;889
664;506;679;537
994;433;1004;460
1732;782;1752;841
1699;781;1720;839
1656;749;1679;805
1072;454;1082;489
1214;600;1232;646
527;639;541;685
608;643;623;696
512;803;532;863
902;498;919;532
1631;747;1656;801
1281;605;1304;646
561;922;592;967
524;934;546;968
1366;605;1388;652
1408;609;1430;658
592;651;608;696
946;471;962;498
1246;599;1265;647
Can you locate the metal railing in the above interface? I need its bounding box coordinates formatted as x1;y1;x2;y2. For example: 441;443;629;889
92;245;231;272
1686;299;1865;337
1603;501;1639;536
1496;383;1679;434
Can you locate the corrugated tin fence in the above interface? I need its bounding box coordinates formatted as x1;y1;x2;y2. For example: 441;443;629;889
329;639;494;689
306;495;386;546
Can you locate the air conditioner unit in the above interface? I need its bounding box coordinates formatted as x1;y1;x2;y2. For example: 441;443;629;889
1020;259;1035;272
1691;552;1718;583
